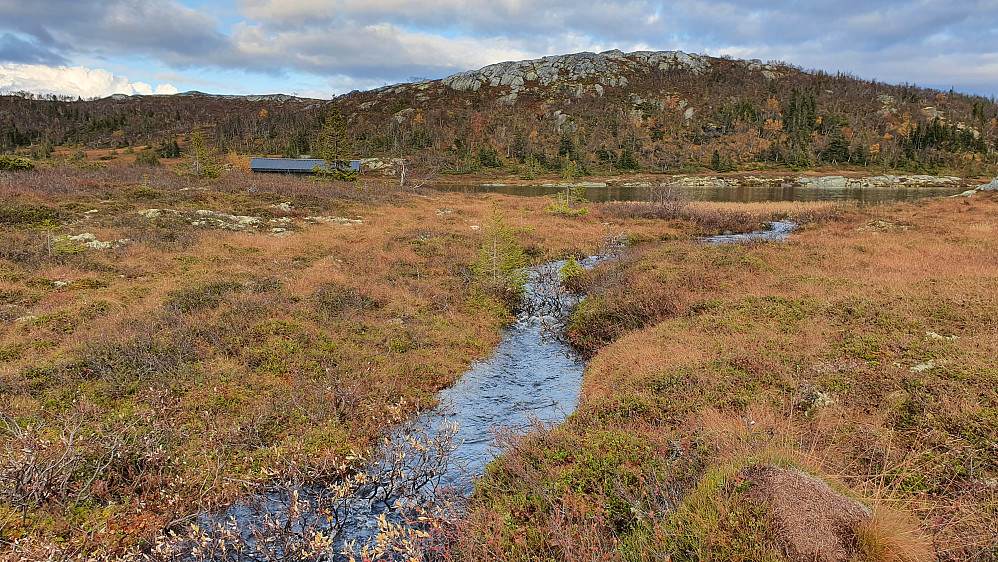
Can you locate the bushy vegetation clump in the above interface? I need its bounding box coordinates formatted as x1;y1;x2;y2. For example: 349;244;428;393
134;147;161;166
471;205;530;313
0;154;34;171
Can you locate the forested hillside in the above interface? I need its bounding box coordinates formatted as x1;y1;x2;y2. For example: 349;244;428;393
2;50;997;176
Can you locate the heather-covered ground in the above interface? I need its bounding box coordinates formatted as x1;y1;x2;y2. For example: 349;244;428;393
2;163;994;561
462;192;997;561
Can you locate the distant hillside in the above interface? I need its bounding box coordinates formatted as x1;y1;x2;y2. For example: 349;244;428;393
3;50;997;176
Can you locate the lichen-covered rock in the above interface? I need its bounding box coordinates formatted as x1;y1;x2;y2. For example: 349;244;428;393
799;176;848;188
305;216;362;226
800;175;961;189
979;176;998;191
440;50;712;96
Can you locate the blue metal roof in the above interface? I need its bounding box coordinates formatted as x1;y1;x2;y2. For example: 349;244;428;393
250;158;361;173
250;158;326;171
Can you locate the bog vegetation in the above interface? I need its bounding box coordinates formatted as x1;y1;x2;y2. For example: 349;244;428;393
0;161;624;558
1;156;995;561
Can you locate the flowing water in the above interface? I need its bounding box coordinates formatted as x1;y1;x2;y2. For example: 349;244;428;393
193;253;614;557
420;254;608;495
701;219;797;244
194;224;793;558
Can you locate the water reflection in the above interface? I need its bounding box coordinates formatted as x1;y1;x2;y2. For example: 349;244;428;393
430;182;963;204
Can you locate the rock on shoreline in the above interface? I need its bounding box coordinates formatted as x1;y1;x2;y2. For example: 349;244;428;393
954;176;998;197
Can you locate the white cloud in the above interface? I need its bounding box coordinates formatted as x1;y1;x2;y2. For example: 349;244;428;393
0;63;178;98
228;20;531;80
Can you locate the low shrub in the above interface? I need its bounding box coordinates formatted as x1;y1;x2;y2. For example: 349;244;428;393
0;155;35;171
164;280;243;314
0;204;59;226
134;148;161;166
559;256;586;293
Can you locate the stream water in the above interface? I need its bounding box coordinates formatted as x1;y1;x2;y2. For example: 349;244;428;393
420;254;608;495
193;224;792;559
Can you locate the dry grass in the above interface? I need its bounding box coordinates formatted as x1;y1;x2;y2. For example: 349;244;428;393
858;505;935;562
467;193;998;561
0;164;634;555
598;199;850;235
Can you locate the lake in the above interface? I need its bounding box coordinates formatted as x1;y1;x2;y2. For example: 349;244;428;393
429;182;965;204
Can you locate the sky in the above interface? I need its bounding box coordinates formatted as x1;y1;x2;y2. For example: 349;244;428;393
0;0;996;99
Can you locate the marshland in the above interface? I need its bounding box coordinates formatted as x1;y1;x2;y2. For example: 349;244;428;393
1;159;995;561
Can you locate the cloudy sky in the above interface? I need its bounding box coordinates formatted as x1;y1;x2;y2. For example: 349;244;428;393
1;0;996;99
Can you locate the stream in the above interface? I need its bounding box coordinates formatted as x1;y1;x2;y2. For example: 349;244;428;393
191;223;793;559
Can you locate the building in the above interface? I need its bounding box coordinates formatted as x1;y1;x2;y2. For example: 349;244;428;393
249;158;361;174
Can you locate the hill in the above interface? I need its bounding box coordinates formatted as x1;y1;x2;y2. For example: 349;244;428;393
2;50;997;177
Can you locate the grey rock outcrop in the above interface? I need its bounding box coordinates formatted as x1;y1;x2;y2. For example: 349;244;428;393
741;58;784;79
440;50;712;95
956;176;998;196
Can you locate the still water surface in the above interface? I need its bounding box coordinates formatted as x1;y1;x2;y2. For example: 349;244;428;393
430;182;963;204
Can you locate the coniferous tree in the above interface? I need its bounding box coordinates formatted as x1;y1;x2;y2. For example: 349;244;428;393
821;136;851;164
317;103;353;176
181;128;221;178
471;205;529;312
618;148;639;170
160;137;181;158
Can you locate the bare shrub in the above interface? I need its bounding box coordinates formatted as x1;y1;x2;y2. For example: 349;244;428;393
601;197;765;234
648;182;689;214
682;205;765;234
164;281;243;314
0;414;84;514
78;329;199;395
0;413;168;519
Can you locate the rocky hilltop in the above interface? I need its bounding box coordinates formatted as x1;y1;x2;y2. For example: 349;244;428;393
440;50;716;98
335;48;994;177
362;50;783;107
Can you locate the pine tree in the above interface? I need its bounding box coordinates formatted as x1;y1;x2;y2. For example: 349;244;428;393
821;136;851;164
471;205;529;311
710;149;723;171
618;148;639;170
316;103;354;179
160;137;181;158
181;128;221;178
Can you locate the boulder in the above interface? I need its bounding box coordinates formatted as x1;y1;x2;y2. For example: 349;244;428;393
955;176;998;196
